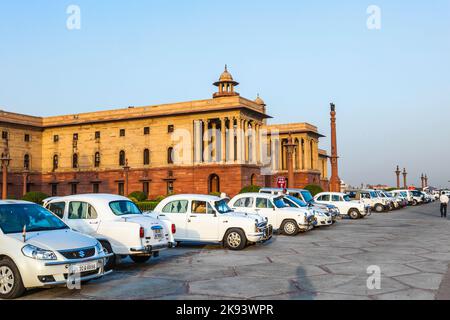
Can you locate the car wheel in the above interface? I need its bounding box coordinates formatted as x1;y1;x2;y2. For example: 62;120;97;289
412;200;418;206
224;229;247;251
0;258;25;300
374;204;384;213
100;241;116;271
281;220;299;236
349;209;360;220
130;255;151;264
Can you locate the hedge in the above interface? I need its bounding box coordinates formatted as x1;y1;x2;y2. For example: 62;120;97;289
136;201;160;212
239;185;261;194
128;191;147;202
304;185;323;196
22;192;50;205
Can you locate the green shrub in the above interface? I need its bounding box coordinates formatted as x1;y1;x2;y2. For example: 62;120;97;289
304;185;323;196
154;195;166;203
209;192;221;197
239;185;261;194
128;191;147;202
22;192;50;205
128;196;139;203
136;201;159;212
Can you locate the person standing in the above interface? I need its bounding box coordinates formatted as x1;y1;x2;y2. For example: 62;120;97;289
440;192;449;218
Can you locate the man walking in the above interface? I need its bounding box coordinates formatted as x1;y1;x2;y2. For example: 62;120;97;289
440;192;449;218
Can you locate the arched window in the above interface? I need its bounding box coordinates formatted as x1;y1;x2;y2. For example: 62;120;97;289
119;150;126;166
251;174;256;186
94;152;101;167
53;155;59;171
72;153;79;169
143;149;150;165
208;174;220;194
24;154;30;170
294;139;299;170
167;147;174;164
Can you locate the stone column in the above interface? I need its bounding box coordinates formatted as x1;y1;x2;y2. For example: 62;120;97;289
123;160;130;196
22;170;29;197
395;165;401;189
220;118;227;163
402;168;408;189
421;174;425;189
329;103;341;192
203;119;210;163
236;118;243;164
243;119;248;163
255;123;261;164
229;118;235;163
285;134;296;188
251;122;257;164
211;121;217;162
194;120;202;164
1;152;11;200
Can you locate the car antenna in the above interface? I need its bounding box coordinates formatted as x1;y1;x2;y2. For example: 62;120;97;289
22;225;27;242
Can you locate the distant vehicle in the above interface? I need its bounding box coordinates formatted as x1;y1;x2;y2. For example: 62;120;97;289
153;195;272;250
281;195;333;227
44;194;171;269
314;192;371;219
0;200;111;299
259;188;340;222
228;193;314;236
391;190;423;206
346;190;389;213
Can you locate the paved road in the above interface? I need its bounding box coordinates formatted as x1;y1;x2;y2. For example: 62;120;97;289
21;202;450;300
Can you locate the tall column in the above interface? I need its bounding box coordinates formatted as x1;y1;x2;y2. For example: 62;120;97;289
220;118;227;163
402;168;407;189
425;175;428;187
285;134;296;188
255;123;261;164
251;122;257;164
236;118;243;164
329;103;341;192
22;170;29;196
203;119;210;163
123;159;130;196
211;121;217;162
194;120;202;164
1;151;11;200
243;120;249;163
229;118;235;163
421;174;425;189
395;165;401;188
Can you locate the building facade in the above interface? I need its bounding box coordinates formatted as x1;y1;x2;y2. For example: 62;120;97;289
1;68;329;199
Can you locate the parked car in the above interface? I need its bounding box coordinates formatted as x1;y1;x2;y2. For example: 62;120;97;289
384;191;408;208
390;190;414;205
152;195;273;250
374;190;396;210
259;188;340;222
0;200;111;299
228;193;315;235
346;190;389;213
314;192;370;219
281;195;333;227
44;194;171;269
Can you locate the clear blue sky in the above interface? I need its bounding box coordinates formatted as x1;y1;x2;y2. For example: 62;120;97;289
1;1;449;188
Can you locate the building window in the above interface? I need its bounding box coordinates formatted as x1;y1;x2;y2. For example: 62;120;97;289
250;174;256;186
118;182;125;196
120;129;126;137
167;147;174;164
168;125;174;133
70;183;78;195
167;181;174;195
72;153;79;169
53;155;59;170
73;133;78;141
95;131;101;139
1;131;8;140
54;135;59;143
92;183;100;193
24;134;30;142
144;127;150;135
143;182;149;197
51;184;58;197
94;152;101;167
24;154;30;170
143;149;150;165
119;150;126;166
208;174;220;194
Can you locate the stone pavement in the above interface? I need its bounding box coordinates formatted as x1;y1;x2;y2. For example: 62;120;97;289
21;202;450;300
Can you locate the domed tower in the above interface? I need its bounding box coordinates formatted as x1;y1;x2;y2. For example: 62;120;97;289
213;65;239;98
254;94;267;123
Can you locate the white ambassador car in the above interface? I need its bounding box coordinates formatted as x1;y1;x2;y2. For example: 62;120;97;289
228;193;315;236
314;192;370;219
44;194;171;269
0;200;111;299
281;195;333;227
152;195;272;250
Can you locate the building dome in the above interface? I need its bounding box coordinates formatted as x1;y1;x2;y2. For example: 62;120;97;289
219;66;234;82
255;94;266;106
213;65;239;98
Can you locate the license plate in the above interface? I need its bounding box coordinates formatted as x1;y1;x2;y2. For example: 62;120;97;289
70;262;98;273
153;229;163;239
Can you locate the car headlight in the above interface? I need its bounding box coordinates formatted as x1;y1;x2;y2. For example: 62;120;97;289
95;242;104;255
22;244;57;260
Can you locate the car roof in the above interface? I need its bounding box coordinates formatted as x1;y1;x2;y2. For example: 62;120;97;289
163;194;222;202
0;200;35;205
260;187;307;193
45;193;130;203
316;192;346;196
234;193;277;199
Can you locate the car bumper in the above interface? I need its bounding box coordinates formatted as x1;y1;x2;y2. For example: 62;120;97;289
129;242;170;254
247;225;273;243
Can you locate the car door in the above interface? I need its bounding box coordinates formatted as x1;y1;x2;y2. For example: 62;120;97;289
160;199;189;239
254;197;278;228
187;200;219;241
67;201;100;235
230;196;255;214
316;194;331;205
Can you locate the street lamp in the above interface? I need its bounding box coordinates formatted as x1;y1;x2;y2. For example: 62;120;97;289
1;151;12;200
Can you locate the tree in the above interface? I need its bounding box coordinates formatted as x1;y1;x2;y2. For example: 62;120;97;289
304;185;323;196
22;192;50;205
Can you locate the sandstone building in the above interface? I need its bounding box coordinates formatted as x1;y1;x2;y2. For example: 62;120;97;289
1;67;329;199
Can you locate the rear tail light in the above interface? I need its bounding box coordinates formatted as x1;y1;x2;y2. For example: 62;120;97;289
139;227;145;238
171;224;176;234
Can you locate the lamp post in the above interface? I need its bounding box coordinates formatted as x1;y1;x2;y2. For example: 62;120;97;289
1;151;11;200
284;133;296;188
123;159;130;196
395;166;401;189
22;169;29;197
402;168;407;189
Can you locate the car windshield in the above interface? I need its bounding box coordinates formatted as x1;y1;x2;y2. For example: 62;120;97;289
343;195;352;202
109;201;142;216
273;197;288;208
285;195;307;207
385;192;393;197
411;191;421;196
301;191;314;203
214;200;233;214
0;204;69;234
370;191;378;198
